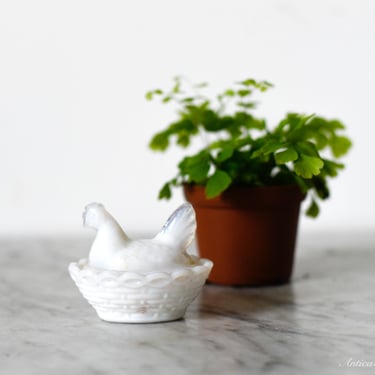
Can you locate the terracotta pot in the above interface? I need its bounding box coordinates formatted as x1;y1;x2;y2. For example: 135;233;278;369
183;184;305;286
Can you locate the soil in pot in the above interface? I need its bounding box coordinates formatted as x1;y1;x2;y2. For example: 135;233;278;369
184;184;305;286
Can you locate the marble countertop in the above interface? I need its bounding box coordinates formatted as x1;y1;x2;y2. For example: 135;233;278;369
1;232;374;375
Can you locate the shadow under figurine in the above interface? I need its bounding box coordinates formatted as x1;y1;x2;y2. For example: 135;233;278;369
69;203;213;323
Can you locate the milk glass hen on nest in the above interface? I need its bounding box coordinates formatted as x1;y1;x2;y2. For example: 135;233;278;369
69;203;213;323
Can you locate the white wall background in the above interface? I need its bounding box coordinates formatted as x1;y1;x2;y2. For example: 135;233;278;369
0;0;374;236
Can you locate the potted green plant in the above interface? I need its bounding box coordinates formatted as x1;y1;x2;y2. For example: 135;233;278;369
146;77;352;286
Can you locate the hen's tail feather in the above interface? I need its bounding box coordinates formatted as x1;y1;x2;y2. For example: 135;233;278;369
154;203;196;251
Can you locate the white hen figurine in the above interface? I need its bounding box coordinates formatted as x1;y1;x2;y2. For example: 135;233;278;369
83;202;197;272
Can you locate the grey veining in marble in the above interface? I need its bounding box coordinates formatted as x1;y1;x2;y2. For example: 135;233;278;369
1;232;374;375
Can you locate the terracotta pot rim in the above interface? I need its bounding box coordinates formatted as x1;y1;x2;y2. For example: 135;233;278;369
183;183;305;209
183;182;303;192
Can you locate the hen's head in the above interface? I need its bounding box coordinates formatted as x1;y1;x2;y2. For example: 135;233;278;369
83;202;107;229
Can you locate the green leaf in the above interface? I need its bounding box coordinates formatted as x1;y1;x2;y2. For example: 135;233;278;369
189;164;210;183
322;159;344;177
178;151;210;183
274;147;298;164
176;132;190;147
312;176;330;199
242;117;266;130
240;79;256;86
181;97;194;103
251;140;285;158
145;89;163;100
158;183;172;200
234;112;252;126
145;91;154;100
326;119;345;130
237;102;257;109
295;141;319;157
257;81;273;91
306;199;319;217
294;155;324;179
237;89;251;97
330;136;352;158
168;118;197;135
217;145;234;162
173;81;181;93
205;170;232;198
314;133;329;150
224;89;235;97
275;113;304;134
200;110;221;131
238;79;273;91
149;132;169;151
